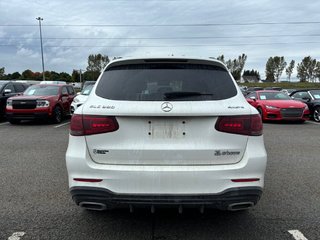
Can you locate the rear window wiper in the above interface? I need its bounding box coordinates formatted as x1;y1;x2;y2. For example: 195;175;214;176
164;91;214;99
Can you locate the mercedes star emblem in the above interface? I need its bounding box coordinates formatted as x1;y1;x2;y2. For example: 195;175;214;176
161;102;173;112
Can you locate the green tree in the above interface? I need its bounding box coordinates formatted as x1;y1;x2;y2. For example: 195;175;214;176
315;62;320;82
216;55;225;63
297;56;317;82
21;69;34;79
265;57;275;82
11;72;21;79
59;72;72;82
224;54;247;80
285;60;295;82
82;71;98;81
0;67;5;79
265;56;286;82
71;70;80;82
32;72;42;80
274;56;287;82
86;54;109;80
242;69;260;82
49;71;60;81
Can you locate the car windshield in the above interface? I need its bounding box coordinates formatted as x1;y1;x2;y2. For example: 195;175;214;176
0;82;8;89
80;84;93;95
96;63;237;101
310;90;320;100
24;85;59;96
258;92;291;100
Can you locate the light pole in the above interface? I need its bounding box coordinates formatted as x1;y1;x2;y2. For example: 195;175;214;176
36;17;45;81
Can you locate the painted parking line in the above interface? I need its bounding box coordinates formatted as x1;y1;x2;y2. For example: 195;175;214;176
54;121;70;128
8;232;25;240
288;230;308;240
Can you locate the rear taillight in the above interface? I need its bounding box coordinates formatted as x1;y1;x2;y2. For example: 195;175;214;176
70;114;119;136
215;114;262;136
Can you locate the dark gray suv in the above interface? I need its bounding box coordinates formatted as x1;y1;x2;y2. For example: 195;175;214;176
0;81;28;119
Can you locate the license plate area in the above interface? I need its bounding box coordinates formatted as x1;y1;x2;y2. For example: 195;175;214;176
148;118;186;138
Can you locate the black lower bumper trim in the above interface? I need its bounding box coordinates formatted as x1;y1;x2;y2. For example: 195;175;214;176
6;112;49;120
70;187;262;210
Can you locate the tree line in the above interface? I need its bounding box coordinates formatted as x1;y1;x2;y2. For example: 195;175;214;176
0;53;110;82
1;53;320;83
217;54;320;82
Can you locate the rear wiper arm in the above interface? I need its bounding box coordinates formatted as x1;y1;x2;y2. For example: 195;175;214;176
164;91;214;99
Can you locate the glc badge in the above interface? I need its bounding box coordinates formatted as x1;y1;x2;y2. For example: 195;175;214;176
161;102;173;112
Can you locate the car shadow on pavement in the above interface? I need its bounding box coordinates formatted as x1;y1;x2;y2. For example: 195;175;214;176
8;116;71;126
73;208;267;240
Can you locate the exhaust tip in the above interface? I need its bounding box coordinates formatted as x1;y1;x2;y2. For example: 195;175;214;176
227;202;254;211
79;202;107;211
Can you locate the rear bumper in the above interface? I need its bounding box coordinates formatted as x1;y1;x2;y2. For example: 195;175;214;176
70;186;262;210
67;135;267;191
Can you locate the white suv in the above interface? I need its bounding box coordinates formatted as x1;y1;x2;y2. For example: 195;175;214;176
66;57;267;212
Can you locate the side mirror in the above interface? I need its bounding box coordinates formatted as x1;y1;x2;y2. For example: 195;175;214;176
302;97;311;102
3;89;12;95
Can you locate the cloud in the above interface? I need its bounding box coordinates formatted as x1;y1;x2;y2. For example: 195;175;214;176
1;0;320;77
16;47;39;58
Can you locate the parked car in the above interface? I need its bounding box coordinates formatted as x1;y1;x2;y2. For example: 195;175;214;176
40;80;67;85
6;84;75;124
239;86;248;95
71;84;94;114
264;87;282;91
290;89;320;122
244;87;264;96
246;90;309;122
66;57;267;212
0;81;28;119
282;89;296;95
82;80;96;90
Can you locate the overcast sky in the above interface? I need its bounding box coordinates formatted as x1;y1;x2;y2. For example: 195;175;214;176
1;0;320;80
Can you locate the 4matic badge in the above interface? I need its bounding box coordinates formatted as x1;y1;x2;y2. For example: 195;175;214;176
93;149;109;154
214;150;240;156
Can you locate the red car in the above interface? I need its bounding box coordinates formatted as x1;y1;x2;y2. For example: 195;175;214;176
246;90;309;122
6;84;75;124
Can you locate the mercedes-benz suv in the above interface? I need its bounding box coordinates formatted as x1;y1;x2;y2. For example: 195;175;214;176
66;57;267;212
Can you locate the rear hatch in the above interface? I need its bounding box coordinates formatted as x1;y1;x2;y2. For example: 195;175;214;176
82;58;252;165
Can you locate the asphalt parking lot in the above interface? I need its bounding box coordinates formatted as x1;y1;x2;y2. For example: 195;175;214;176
0;119;319;240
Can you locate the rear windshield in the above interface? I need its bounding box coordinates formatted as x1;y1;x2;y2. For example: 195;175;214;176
24;85;60;96
96;63;237;101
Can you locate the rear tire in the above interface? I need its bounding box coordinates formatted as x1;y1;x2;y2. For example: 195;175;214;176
52;106;63;123
9;119;20;124
313;106;320;122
